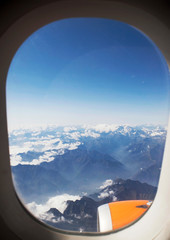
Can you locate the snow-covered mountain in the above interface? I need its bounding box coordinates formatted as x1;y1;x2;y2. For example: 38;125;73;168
9;124;166;167
10;124;166;193
30;179;157;232
9;124;166;231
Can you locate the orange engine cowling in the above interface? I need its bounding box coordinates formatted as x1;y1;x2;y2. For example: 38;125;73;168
97;200;152;232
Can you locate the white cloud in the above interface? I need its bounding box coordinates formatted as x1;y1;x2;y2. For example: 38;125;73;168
98;188;115;200
140;134;146;138
64;127;77;132
10;147;57;166
10;124;166;167
64;129;100;140
9;137;60;157
98;192;110;199
40;212;58;223
112;196;117;201
109;190;114;195
10;154;23;166
9;145;32;155
11;129;28;136
29;151;55;165
26;193;81;221
141;126;166;138
68;142;81;150
55;140;81;151
81;130;100;138
99;179;114;190
90;124;119;133
23;138;60;152
31;131;41;136
40;213;73;224
10;134;81;165
150;131;165;137
64;131;81;140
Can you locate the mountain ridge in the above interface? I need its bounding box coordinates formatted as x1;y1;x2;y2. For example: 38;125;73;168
44;179;157;232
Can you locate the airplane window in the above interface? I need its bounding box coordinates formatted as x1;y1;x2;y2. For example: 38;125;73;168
6;17;170;233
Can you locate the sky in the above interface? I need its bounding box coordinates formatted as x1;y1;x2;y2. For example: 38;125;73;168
6;17;170;130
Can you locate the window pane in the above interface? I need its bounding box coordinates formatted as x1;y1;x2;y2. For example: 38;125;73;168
7;18;170;233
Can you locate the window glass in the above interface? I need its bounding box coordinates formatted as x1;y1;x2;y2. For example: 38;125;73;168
6;18;170;233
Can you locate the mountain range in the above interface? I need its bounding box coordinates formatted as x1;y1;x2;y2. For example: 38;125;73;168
43;179;157;232
9;124;165;231
11;125;165;202
12;148;127;202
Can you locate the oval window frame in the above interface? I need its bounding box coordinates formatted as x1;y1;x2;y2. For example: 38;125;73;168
0;1;170;240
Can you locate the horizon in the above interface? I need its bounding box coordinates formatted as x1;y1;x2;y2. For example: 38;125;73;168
8;122;167;133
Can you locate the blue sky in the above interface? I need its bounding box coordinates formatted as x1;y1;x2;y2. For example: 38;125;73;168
6;18;170;129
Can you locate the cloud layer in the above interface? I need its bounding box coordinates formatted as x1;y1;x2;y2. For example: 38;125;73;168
26;193;81;223
9;124;166;166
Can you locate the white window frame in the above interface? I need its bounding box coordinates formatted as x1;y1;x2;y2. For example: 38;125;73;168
0;1;170;240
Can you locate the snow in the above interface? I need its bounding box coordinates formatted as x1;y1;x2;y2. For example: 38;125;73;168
99;179;114;190
9;124;166;166
26;193;81;218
